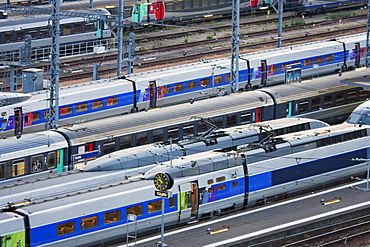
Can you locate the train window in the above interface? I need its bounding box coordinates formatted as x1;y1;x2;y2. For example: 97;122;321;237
31;155;43;173
16;30;25;41
325;55;334;63
359;90;369;101
4;31;13;42
226;114;237;127
232;181;238;187
104;210;120;224
62;24;72;35
81;216;98;230
120;136;132;149
174;84;184;93
168;126;179;140
136;133;148;146
282;63;290;71
60;106;72;116
214;76;222;84
76;103;88;112
213;117;223;128
126;205;142;216
74;23;83;34
92;100;103;109
48;152;56;168
32;112;40;121
272;65;279;74
200;78;210;87
216;176;226;182
85;23;94;32
169;197;175;208
323;95;333;109
207;179;213;184
164;86;171;95
312;97;321;111
12;159;25;176
103;140;116;155
208;188;214;193
314;57;323;65
107;97;118;106
40;28;49;38
304;59;312;67
225;74;230;82
240;111;251;124
28;29;38;39
216;184;226;191
336;92;345;106
198;121;209;133
0;163;4;179
187;81;197;90
183;123;194;136
347;90;357;103
298;100;309;113
152;129;164;143
1;112;6;116
57;221;75;236
44;110;49;119
148;200;162;213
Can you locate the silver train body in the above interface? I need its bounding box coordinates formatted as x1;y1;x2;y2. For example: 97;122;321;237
1;101;370;246
0;68;369;180
0;33;366;137
81;117;329;171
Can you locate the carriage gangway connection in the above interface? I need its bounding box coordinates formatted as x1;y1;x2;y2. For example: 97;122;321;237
113;180;370;247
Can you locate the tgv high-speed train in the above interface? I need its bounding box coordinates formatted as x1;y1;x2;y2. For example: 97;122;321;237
2;100;370;247
0;69;369;180
0;33;366;137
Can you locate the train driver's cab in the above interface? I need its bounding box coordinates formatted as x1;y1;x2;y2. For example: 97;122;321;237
346;101;370;126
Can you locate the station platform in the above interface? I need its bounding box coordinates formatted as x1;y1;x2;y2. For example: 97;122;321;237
115;180;370;247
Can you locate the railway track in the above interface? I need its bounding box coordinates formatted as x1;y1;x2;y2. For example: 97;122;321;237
282;220;370;246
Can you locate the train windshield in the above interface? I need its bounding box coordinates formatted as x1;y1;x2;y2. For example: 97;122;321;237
347;111;370;125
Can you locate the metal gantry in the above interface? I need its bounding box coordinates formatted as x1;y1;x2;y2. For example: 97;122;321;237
230;0;240;93
47;0;61;130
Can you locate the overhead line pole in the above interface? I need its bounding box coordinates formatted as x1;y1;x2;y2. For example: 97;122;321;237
117;0;124;76
230;0;240;93
47;0;60;130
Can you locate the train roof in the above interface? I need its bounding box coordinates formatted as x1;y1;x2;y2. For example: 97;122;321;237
56;90;274;144
0;131;68;162
0;165;156;208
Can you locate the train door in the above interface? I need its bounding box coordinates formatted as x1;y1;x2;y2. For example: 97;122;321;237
354;43;360;68
255;108;263;122
178;181;199;222
14;107;23;138
243;59;251;89
96;20;103;39
286;102;293;117
149;81;157;108
260;60;267;87
154;0;165;20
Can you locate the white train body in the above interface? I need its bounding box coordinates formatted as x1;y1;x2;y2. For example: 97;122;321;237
0;33;366;137
2;101;370;246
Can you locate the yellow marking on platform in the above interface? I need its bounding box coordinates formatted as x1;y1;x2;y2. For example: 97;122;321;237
323;198;341;205
210;227;230;234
